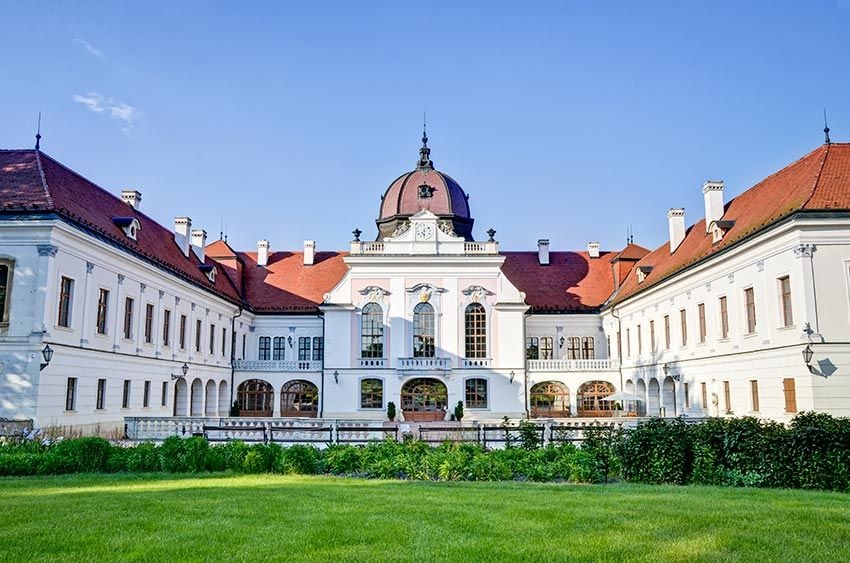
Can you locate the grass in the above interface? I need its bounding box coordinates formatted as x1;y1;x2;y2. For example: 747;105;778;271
0;475;848;562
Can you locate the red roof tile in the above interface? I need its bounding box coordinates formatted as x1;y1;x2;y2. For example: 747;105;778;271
501;251;617;312
238;251;349;313
612;143;850;305
0;150;242;304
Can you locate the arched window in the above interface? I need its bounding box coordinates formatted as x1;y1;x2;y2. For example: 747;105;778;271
258;337;271;360
272;337;285;360
360;378;383;409
236;379;274;417
413;302;435;358
401;378;447;421
361;303;384;358
464;378;488;409
530;381;571;417
280;380;319;417
577;380;616;417
464;303;487;358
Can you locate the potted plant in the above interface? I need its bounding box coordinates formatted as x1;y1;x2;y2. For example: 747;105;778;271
454;401;464;422
387;401;396;422
229;401;241;417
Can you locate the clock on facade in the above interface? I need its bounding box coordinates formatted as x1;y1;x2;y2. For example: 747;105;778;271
415;223;434;240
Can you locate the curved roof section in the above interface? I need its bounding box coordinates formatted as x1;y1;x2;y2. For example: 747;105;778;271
379;169;470;220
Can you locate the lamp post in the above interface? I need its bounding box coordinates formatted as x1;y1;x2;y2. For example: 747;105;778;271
39;344;54;371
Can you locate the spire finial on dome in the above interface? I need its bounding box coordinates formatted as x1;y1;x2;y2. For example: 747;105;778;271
417;111;434;170
35;111;42;150
824;108;831;145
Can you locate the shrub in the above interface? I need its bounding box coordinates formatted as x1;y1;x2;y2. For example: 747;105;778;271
158;436;209;472
387;402;396;421
275;445;320;475
219;440;249;472
126;442;161;472
454;401;464;421
788;412;850;491
107;446;130;472
516;420;542;451
617;418;691;485
51;437;113;473
323;445;362;475
0;453;41;476
243;444;278;474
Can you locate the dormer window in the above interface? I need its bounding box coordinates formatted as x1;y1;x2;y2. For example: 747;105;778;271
709;220;735;244
637;265;653;283
198;264;216;283
418;184;435;199
112;217;141;241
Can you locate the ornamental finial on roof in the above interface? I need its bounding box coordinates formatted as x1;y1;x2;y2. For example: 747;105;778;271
824;109;831;145
35;111;42;150
417;111;434;170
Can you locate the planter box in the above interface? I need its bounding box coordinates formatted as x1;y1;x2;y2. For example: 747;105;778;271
402;411;446;422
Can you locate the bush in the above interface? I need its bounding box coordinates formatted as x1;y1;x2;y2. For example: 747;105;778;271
126;443;161;472
51;437;113;473
617;418;691;485
219;440;249;472
275;444;320;475
323;445;362;475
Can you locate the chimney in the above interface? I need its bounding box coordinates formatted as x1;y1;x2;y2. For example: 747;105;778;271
668;208;686;253
303;240;316;266
257;239;270;267
121;190;142;210
191;229;207;262
702;180;724;232
537;239;550;265
587;242;600;259
174;217;192;257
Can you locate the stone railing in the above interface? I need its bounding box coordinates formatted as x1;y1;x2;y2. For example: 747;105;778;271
233;360;322;372
527;358;620;372
358;357;387;368
461;358;492;368
397;357;451;371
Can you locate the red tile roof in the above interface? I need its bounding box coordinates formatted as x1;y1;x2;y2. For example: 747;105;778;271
501;251;620;312
611;143;850;305
0;149;242;304
238;251;349;313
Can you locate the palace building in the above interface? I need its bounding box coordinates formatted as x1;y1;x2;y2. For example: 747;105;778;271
1;131;849;432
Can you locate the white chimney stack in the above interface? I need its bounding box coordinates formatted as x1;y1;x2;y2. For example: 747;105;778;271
191;229;207;262
587;242;600;259
668;208;686;253
537;239;550;265
174;217;192;257
257;239;270;267
121;190;142;210
304;240;316;266
702;180;725;232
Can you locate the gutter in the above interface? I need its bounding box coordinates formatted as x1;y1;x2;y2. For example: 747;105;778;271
229;307;243;413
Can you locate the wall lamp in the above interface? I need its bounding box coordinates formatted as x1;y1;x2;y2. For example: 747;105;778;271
171;362;189;380
802;344;814;366
509;370;515;384
333;370;339;384
662;362;680;382
39;344;54;371
559;336;565;349
287;335;293;347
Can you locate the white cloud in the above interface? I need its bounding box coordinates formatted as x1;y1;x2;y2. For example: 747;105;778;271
72;38;104;59
73;92;140;132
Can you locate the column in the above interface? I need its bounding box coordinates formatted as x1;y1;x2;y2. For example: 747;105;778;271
135;284;147;354
155;290;164;357
793;244;819;336
33;244;58;336
112;274;124;351
79;261;95;346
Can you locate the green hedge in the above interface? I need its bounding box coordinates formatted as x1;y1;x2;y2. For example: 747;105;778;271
1;412;848;491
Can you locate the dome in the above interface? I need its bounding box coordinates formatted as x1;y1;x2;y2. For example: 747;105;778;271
376;133;474;240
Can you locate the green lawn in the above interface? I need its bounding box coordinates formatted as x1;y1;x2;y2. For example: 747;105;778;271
1;475;848;562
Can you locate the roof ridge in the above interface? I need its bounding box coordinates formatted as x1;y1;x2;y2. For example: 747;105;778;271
33;150;54;209
801;143;831;209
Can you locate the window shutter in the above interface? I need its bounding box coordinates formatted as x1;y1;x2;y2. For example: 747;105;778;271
783;378;797;413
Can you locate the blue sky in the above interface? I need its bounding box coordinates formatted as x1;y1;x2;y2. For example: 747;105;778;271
2;1;849;253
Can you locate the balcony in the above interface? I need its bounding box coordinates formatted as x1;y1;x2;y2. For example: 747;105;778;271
527;358;619;372
461;358;492;368
358;357;387;368
233;360;322;372
397;357;451;371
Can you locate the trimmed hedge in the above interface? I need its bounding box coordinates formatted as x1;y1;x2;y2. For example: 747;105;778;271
1;412;848;491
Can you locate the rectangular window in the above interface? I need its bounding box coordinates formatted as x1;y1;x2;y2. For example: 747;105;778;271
179;314;187;349
298;337;311;361
525;337;539;360
719;296;729;339
312;337;324;361
626;328;631;357
637;324;642;355
664;315;671;350
464;378;488;409
195;319;202;352
209;324;216;355
779;276;793;327
683;382;690;409
680;309;688;346
161;381;168;407
539;336;553;360
144;303;154;344
96;288;109;334
744;288;757;334
649;320;655;352
581;337;595;359
123;297;134;339
259;337;271;360
750;379;760;412
360;378;383;409
143;381;151;408
567;337;580;360
723;380;731;414
272;336;284;360
0;261;11;324
122;380;131;409
65;377;77;411
700;382;707;409
96;378;106;410
162;309;171;347
58;276;74;327
698;303;706;343
783;378;797;413
222;328;227;357
241;334;247;360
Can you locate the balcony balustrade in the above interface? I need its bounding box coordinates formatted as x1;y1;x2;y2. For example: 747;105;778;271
233;359;322;372
526;358;619;372
358;357;387;368
397;357;451;371
461;358;492;368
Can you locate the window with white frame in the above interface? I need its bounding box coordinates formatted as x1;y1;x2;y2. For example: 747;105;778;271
361;302;384;358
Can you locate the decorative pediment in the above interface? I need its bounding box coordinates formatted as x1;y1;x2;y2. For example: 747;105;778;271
461;285;495;303
406;283;447;303
358;285;390;303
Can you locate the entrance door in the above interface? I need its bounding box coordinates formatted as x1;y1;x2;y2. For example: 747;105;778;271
400;378;447;422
